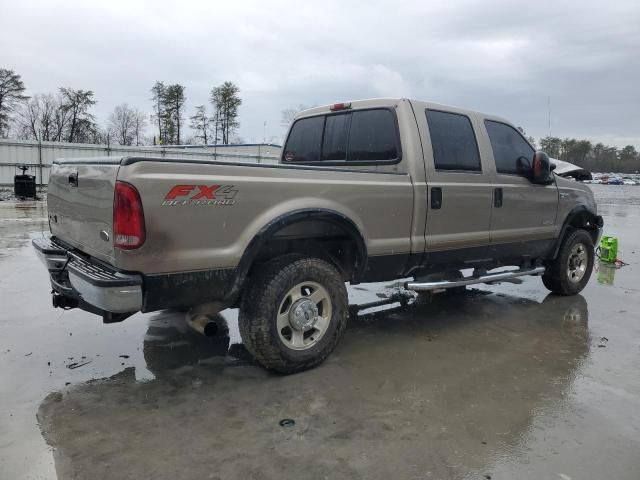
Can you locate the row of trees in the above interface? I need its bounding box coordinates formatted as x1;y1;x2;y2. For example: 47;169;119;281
0;68;242;146
539;136;639;173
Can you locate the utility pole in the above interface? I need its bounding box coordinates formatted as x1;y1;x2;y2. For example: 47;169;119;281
38;129;43;189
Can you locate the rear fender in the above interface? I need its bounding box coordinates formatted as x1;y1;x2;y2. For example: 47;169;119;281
228;209;367;300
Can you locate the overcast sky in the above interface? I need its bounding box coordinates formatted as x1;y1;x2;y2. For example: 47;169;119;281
1;0;639;146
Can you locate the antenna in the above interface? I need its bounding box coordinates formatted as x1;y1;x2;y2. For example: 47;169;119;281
547;96;551;137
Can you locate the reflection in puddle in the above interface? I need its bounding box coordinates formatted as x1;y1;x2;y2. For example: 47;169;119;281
38;290;591;480
142;311;249;379
0;201;48;250
597;261;618;285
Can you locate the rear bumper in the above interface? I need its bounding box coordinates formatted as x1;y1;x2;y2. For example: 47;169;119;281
32;237;143;315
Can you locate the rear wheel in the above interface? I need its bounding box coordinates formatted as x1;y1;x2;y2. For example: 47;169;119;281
542;229;594;295
239;255;348;373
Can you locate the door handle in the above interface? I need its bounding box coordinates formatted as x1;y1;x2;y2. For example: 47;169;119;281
494;187;503;208
431;187;442;209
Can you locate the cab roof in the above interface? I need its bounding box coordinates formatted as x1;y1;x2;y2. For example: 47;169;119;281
296;98;512;125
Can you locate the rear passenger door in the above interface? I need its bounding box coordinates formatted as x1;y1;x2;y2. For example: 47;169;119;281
282;106;415;273
484;120;558;253
419;109;493;260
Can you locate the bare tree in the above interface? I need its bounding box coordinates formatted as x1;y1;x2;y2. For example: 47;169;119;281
0;68;29;137
108;104;137;145
91;127;109;145
189;105;211;144
16;93;70;141
17;95;42;140
132;108;147;146
280;104;311;129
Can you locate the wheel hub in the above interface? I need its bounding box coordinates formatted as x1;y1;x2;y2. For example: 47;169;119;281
289;298;319;332
567;243;588;283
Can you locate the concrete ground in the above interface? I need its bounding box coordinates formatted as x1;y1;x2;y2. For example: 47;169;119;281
0;185;639;480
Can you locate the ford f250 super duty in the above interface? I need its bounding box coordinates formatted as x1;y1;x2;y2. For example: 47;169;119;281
33;98;603;373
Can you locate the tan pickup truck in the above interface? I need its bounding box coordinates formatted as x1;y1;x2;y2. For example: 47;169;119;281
33;98;603;373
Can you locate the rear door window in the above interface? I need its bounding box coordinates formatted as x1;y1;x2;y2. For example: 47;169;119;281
484;120;535;174
284;108;399;164
347;109;398;162
426;109;481;172
283;115;324;163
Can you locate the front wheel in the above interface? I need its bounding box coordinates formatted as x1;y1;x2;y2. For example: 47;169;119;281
238;256;348;374
542;229;595;295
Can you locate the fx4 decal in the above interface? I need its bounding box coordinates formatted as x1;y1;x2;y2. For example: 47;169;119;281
162;184;238;206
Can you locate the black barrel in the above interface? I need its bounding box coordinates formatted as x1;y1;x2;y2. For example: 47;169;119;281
14;174;37;199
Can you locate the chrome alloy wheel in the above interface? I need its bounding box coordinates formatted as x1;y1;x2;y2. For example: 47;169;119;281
567;242;588;283
277;281;332;350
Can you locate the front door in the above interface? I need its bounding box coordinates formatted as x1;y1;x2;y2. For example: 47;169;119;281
484;120;558;258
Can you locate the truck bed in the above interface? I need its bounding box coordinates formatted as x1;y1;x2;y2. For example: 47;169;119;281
48;156;416;275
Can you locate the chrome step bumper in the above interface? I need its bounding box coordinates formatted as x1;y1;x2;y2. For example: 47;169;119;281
32;237;143;314
405;266;545;291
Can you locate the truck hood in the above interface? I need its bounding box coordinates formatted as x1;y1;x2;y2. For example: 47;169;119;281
555;174;597;214
551;158;592;181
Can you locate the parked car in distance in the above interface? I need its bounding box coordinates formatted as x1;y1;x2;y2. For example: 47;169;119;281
34;98;603;373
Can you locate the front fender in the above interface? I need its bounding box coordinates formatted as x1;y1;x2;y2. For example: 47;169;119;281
550;205;604;259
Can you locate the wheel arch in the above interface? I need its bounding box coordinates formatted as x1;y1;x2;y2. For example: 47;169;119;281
228;209;368;300
550;205;603;259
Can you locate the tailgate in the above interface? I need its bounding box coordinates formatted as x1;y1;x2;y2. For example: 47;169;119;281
47;157;121;264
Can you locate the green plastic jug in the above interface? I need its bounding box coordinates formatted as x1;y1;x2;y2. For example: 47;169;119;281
599;236;618;263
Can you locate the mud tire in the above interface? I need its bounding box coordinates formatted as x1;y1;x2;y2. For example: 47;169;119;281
239;255;348;374
542;229;594;295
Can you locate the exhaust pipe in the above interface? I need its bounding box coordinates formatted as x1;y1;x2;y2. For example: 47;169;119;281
186;314;219;337
185;302;226;337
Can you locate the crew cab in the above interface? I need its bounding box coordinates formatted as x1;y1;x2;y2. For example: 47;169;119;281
33;98;603;373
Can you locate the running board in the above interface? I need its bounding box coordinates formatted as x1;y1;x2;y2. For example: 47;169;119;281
405;266;545;292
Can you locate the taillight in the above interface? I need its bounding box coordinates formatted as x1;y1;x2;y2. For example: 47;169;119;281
113;181;145;250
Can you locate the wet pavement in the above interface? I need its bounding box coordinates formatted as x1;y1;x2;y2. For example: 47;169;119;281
1;185;639;480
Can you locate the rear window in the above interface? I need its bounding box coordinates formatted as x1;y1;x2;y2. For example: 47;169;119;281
283;115;324;163
322;113;349;161
283;108;399;164
347;109;398;161
426;110;481;172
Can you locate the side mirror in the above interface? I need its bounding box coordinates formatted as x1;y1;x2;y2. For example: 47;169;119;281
531;151;554;185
